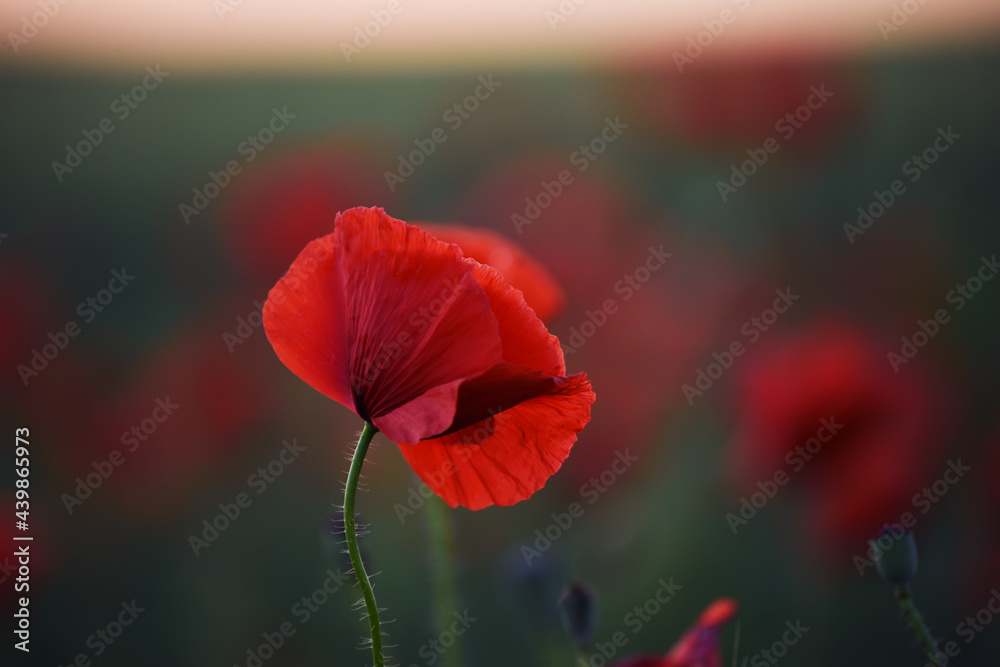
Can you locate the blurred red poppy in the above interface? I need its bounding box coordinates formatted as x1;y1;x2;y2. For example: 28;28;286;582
220;146;386;287
2;255;59;413
623;58;861;151
1;257;49;373
730;321;952;551
60;326;270;519
417;223;565;322
263;206;595;510
610;598;738;667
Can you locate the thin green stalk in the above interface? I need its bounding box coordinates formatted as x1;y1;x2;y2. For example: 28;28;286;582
344;422;383;667
895;585;940;665
426;494;461;667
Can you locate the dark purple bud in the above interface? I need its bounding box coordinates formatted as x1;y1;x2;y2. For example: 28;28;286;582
497;545;565;629
558;582;597;648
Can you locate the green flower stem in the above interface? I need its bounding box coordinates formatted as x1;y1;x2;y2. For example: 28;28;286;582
344;422;383;667
895;585;940;665
426;494;461;667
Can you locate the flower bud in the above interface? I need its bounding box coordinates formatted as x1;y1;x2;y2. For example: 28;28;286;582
497;546;565;628
558;582;598;648
870;526;918;586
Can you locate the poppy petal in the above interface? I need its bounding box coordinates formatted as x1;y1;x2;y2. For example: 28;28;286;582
337;208;503;421
263;207;504;428
470;261;566;376
263;233;355;411
608;659;663;667
372;378;463;444
437;364;570;437
419;223;566;321
609;599;737;667
396;373;595;509
663;598;738;667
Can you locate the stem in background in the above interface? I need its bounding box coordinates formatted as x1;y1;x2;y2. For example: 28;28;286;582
344;422;383;667
895;585;940;666
425;494;461;667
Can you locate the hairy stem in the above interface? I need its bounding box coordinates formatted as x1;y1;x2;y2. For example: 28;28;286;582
344;422;383;667
895;585;940;665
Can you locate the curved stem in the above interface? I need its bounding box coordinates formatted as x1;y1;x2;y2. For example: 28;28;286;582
895;586;940;665
344;422;383;667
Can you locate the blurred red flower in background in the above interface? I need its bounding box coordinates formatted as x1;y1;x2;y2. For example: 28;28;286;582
57;326;271;519
2;255;58;413
729;321;953;552
220;145;387;287
263;207;595;510
218;144;565;323
1;256;50;373
622;58;862;150
610;598;738;667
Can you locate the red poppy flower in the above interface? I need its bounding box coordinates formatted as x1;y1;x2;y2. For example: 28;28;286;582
610;598;738;667
263;206;595;510
417;223;565;322
730;321;952;550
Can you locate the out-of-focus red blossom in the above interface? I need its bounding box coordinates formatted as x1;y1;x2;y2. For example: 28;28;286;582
1;259;48;365
220;146;386;286
458;161;622;295
1;256;55;405
263;207;595;510
2;258;104;433
60;328;270;518
417;223;565;322
610;598;738;667
730;321;953;551
456;160;742;483
622;58;861;149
